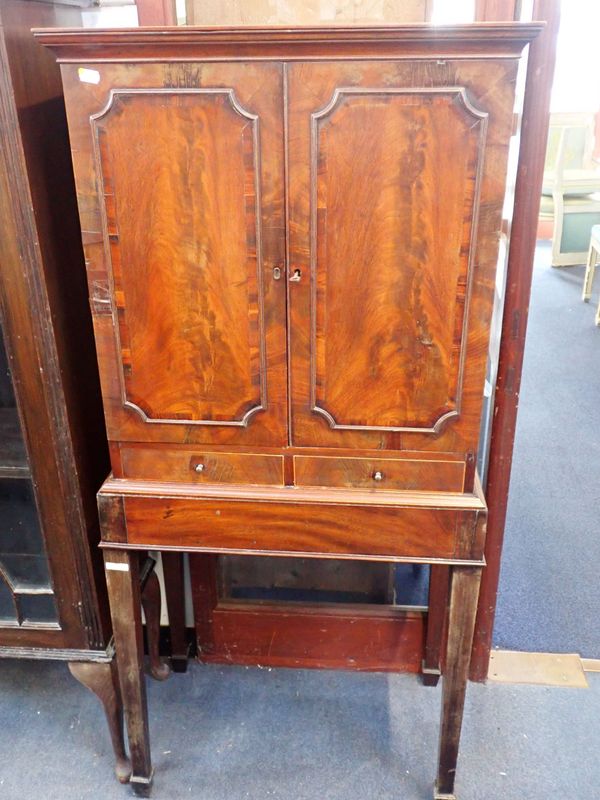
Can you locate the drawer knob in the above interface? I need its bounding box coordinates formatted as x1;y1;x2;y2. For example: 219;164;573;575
194;463;205;473
372;470;384;482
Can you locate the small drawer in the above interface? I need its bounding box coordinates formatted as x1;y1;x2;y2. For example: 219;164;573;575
293;456;464;492
119;446;284;486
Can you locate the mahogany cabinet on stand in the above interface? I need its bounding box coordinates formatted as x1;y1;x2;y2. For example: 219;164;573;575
39;23;540;798
0;1;187;784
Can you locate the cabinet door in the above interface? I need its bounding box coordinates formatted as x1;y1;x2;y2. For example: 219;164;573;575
287;60;518;459
63;63;287;448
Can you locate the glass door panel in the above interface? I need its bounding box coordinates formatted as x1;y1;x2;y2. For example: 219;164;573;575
0;325;57;625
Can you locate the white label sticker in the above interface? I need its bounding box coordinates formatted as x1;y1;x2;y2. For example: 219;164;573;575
105;562;130;572
78;67;100;85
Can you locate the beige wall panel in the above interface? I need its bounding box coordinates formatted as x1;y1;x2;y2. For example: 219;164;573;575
185;0;430;25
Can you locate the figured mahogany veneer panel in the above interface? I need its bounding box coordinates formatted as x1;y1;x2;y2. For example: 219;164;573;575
294;455;465;492
60;62;287;448
121;491;485;561
311;88;486;432
119;446;284;485
288;59;519;462
93;90;265;427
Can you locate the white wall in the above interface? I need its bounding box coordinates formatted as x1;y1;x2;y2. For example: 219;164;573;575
551;0;600;113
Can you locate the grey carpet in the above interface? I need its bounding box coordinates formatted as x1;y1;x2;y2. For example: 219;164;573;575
493;242;600;656
0;657;597;800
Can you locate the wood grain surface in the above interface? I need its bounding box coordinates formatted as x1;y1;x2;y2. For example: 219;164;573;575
120;445;284;485
293;455;465;492
120;493;485;562
94;89;266;427
60;61;287;448
309;88;485;432
288;58;519;470
195;598;427;673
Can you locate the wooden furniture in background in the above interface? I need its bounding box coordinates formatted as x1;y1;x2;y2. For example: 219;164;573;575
540;112;600;267
40;23;539;798
475;0;519;20
184;0;431;25
0;0;126;778
0;0;188;782
136;0;176;25
582;225;600;325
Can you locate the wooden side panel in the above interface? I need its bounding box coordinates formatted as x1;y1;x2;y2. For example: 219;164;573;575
199;602;425;673
287;59;519;467
61;62;287;450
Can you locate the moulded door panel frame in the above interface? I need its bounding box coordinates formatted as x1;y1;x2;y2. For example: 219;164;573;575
307;85;488;436
60;61;289;449
287;58;520;463
90;87;268;429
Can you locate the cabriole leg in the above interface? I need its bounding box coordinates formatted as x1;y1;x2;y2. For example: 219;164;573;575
141;565;171;682
434;565;482;800
104;549;153;797
68;659;131;784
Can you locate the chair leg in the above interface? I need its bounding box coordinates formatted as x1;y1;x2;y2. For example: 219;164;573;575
104;549;153;797
434;565;482;800
68;659;131;784
595;296;600;326
582;243;597;301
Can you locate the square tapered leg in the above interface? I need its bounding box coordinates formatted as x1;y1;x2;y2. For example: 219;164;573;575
434;565;482;800
104;549;153;796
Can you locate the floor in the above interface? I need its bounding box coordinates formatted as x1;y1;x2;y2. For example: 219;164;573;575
493;242;600;656
0;657;596;800
3;242;597;798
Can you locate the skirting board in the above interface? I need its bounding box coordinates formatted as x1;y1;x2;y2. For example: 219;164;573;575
488;650;588;688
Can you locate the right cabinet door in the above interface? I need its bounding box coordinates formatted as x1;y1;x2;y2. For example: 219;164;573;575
287;59;519;463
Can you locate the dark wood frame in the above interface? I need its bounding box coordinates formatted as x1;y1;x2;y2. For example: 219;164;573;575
470;0;561;682
0;0;110;655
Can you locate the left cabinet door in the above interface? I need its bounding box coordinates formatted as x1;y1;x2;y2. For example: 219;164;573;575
63;62;287;448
